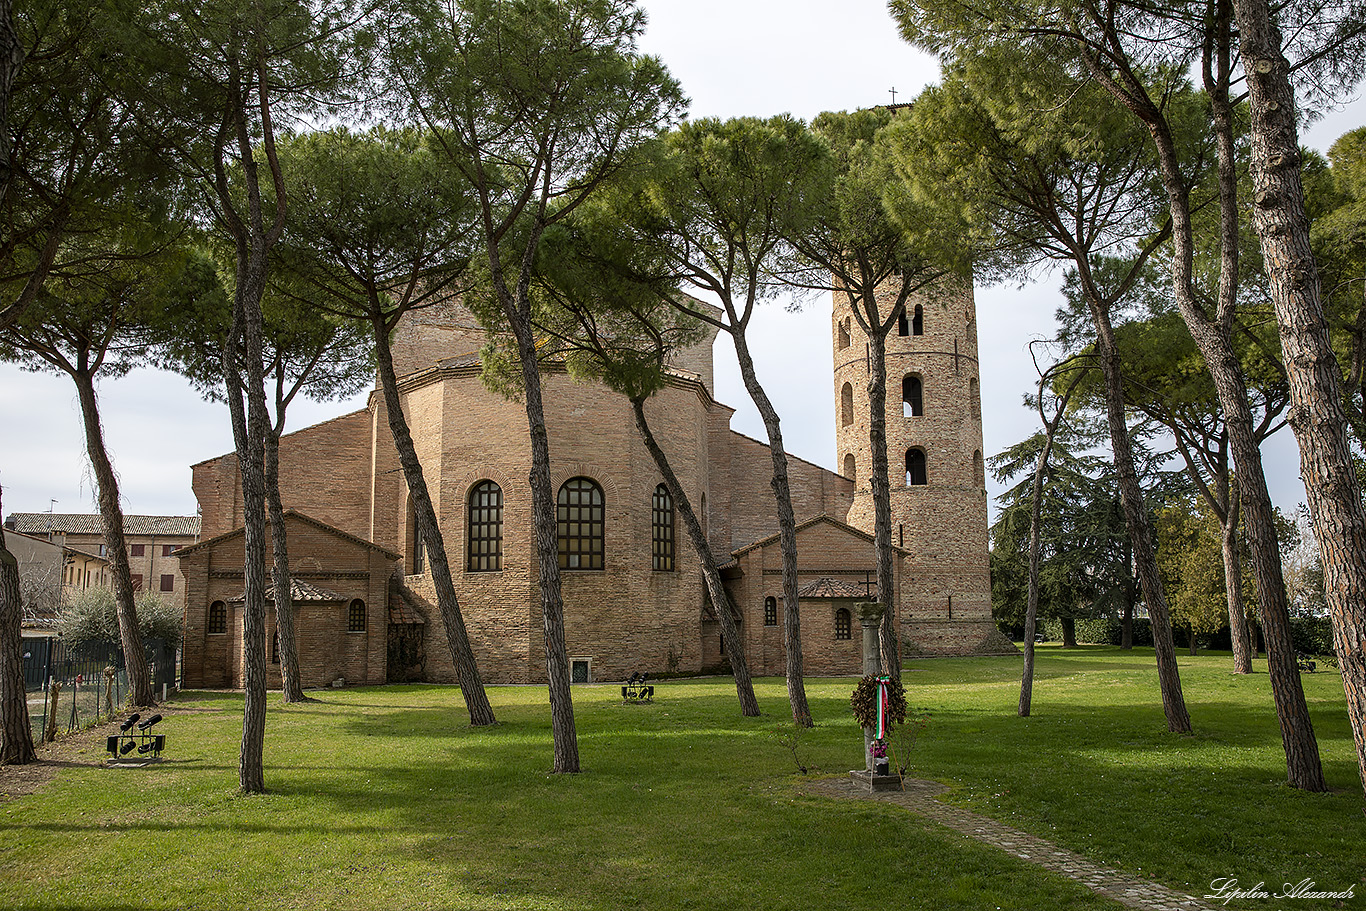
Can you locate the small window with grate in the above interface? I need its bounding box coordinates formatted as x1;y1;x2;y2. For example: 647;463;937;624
208;601;227;635
348;599;366;632
764;596;777;627
835;608;852;640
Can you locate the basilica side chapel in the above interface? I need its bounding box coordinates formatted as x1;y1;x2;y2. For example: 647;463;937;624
176;286;1012;690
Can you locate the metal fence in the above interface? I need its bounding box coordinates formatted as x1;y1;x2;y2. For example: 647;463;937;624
22;637;176;738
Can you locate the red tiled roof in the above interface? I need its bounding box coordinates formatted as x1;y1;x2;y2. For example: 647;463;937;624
797;578;872;599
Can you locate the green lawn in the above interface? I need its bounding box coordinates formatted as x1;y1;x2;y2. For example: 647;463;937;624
1;647;1361;910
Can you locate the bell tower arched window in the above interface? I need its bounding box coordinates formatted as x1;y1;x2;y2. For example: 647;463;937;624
912;304;924;336
841;382;854;426
906;448;928;486
902;375;923;417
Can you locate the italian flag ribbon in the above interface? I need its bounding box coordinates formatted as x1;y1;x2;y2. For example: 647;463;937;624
876;675;890;740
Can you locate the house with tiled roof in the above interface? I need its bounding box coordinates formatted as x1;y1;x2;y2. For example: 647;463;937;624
7;513;201;615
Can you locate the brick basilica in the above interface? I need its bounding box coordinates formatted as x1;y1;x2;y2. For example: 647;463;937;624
176;287;1011;690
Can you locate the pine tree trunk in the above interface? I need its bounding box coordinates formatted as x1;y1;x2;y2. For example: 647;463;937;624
1089;301;1192;732
730;326;811;726
226;243;272;795
0;492;36;765
865;324;900;683
1221;493;1254;674
264;429;305;702
512;327;580;772
1233;0;1366;794
371;319;495;727
71;368;153;707
632;397;760;716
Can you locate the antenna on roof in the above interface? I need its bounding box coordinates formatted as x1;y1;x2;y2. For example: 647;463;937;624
47;499;57;513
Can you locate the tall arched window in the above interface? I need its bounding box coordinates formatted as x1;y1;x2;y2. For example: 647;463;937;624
764;596;778;626
843;453;856;483
902;374;923;417
467;481;504;572
906;448;928;486
835;608;852;640
912;304;924;336
969;377;981;420
840;382;854;426
208;601;227;635
652;484;675;572
837;317;852;349
897;309;909;336
557;477;604;570
974;450;985;488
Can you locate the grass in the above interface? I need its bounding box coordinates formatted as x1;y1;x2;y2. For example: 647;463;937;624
0;646;1361;910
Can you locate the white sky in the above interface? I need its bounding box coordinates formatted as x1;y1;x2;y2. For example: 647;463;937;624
1;0;1362;523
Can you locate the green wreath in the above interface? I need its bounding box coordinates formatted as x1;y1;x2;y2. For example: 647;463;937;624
850;675;906;730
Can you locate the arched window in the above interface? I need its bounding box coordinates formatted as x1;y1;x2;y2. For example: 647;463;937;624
906;448;928;486
835;608;852;640
652;484;675;572
974;450;985;488
467;481;504;572
897;309;909;336
271;630;280;664
969;376;981;420
208;601;227;635
912;304;924;336
843;453;856;483
557;477;604;570
840;382;854;426
407;496;425;574
837;317;851;349
348;599;367;632
902;375;923;417
764;596;778;627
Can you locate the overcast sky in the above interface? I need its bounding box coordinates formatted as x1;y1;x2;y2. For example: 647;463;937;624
1;0;1362;523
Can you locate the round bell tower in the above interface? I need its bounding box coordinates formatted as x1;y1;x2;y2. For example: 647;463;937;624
832;277;1007;655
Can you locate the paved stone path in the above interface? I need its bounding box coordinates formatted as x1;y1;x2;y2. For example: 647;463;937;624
807;777;1215;911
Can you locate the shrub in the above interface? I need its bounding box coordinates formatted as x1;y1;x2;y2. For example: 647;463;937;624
56;588;182;647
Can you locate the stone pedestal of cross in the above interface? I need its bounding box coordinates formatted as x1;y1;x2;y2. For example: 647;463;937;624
851;601;900;791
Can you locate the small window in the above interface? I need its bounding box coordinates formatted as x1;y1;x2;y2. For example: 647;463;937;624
160;574;175;592
348;599;367;632
974;449;985;488
162;544;179;557
271;631;280;664
208;601;227;634
467;480;504;572
912;304;924;336
98;544;107;556
571;658;592;683
843;453;855;483
840;382;855;426
903;375;923;417
970;376;981;420
129;544;145;557
652;484;675;572
897;309;909;336
764;596;777;627
906;448;928;486
407;496;426;574
131;574;143;592
557;477;604;570
835;608;852;640
837;317;851;350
